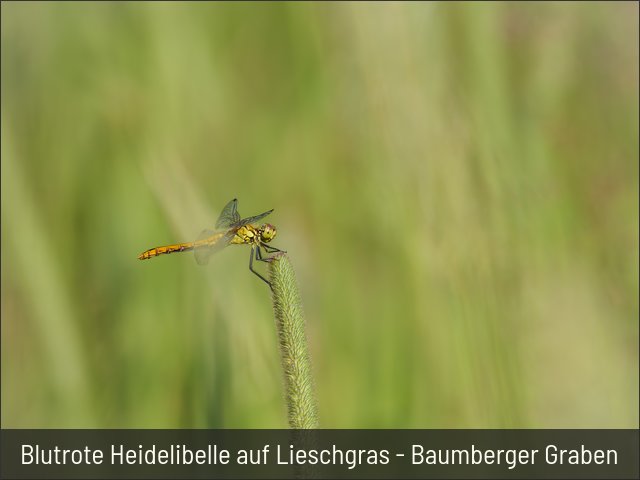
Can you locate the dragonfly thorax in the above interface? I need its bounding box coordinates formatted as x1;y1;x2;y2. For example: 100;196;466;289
231;223;277;246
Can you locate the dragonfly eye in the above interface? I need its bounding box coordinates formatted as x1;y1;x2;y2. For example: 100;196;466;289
261;224;277;242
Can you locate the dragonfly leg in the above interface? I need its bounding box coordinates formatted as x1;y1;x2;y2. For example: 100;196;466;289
256;244;281;263
262;244;285;254
249;246;272;288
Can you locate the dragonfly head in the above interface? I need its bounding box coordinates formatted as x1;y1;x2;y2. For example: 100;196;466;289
260;223;277;243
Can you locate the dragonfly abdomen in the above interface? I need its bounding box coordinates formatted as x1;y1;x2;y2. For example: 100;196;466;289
138;242;195;260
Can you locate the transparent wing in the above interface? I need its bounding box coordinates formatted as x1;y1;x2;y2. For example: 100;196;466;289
215;198;241;229
237;209;273;227
193;229;234;266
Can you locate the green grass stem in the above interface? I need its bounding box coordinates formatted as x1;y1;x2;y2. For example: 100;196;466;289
268;253;319;429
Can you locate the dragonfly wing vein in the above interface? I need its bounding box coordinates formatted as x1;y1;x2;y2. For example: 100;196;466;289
215;198;241;229
194;230;234;266
237;209;273;227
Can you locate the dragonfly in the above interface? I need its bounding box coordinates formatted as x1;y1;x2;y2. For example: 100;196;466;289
138;198;284;287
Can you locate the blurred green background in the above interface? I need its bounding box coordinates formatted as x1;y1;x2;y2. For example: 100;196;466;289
1;2;638;428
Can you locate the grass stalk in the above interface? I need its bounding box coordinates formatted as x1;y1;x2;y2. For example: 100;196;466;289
268;253;319;429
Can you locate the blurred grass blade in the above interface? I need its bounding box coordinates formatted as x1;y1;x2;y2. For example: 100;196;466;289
1;123;94;426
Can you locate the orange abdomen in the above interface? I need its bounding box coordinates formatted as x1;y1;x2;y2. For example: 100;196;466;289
138;242;194;260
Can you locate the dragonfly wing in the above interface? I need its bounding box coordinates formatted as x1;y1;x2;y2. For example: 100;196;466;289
215;198;241;229
237;209;273;227
194;229;233;266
